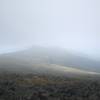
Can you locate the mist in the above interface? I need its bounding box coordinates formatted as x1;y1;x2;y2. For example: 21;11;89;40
0;0;100;60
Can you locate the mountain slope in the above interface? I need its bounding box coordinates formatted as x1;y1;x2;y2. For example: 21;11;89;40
1;46;100;72
0;55;99;78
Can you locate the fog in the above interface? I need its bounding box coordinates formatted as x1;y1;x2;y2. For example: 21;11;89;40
0;0;100;60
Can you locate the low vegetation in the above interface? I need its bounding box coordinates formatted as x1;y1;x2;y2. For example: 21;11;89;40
0;72;100;100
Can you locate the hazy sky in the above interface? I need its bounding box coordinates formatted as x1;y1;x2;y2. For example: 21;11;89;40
0;0;100;60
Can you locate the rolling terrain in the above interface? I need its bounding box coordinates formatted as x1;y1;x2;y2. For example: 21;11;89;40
0;47;100;100
0;46;100;77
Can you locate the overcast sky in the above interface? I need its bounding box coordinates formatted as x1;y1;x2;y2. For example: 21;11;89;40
0;0;100;60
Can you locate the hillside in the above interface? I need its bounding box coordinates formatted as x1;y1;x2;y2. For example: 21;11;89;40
0;46;99;78
0;47;100;100
0;46;100;72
